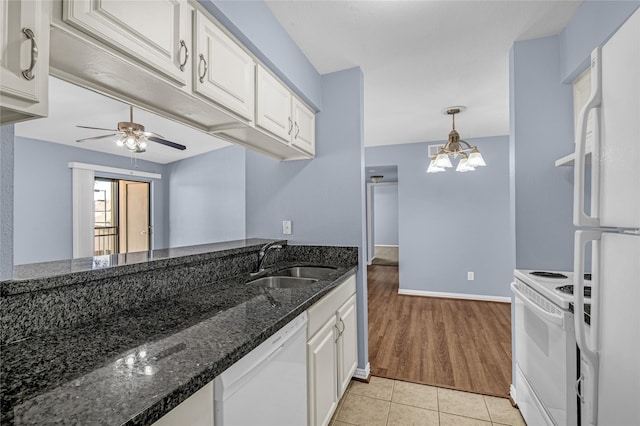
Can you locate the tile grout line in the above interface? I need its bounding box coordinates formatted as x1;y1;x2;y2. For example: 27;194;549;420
483;395;495;423
385;380;395;425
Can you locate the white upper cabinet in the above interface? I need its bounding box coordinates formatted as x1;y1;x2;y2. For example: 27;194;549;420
256;64;292;141
193;10;255;122
257;64;316;155
292;97;316;155
62;0;190;86
0;0;49;124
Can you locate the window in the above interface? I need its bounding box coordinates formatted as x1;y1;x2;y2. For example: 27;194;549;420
94;179;118;255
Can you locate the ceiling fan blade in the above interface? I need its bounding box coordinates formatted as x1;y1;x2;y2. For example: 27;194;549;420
77;125;120;132
143;130;166;139
148;136;186;150
76;133;118;143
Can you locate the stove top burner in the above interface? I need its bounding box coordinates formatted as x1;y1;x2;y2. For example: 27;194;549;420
530;271;568;279
556;285;592;298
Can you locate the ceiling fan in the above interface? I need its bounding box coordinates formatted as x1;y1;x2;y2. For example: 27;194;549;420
76;105;187;153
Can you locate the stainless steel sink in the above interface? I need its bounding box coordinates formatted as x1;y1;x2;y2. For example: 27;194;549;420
249;276;318;289
273;266;337;280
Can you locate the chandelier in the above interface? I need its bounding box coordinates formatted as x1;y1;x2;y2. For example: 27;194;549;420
426;107;486;173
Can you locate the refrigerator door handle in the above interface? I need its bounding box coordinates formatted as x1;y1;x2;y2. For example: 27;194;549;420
574;48;602;228
574;230;601;426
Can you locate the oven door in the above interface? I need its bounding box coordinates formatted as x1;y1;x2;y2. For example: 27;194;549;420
512;281;578;426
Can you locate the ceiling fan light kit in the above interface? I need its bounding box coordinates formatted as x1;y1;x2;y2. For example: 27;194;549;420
76;105;187;153
426;106;486;174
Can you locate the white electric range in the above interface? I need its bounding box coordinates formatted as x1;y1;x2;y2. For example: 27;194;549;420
511;269;593;426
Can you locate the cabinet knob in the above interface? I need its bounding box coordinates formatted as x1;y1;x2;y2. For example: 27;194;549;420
179;40;189;72
21;28;38;81
198;54;208;83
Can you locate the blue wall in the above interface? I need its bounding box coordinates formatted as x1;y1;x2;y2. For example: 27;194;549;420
373;184;399;246
511;1;639;271
13;137;168;265
245;67;368;369
559;0;640;82
511;36;575;271
0;125;14;279
199;0;322;110
166;145;246;247
367;136;512;298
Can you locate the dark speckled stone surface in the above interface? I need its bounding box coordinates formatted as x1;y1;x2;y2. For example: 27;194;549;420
1;242;358;425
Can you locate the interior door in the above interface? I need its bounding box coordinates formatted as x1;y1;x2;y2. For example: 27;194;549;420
119;180;150;253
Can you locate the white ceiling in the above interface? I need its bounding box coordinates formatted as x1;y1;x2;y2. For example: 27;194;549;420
266;0;582;147
15;77;231;164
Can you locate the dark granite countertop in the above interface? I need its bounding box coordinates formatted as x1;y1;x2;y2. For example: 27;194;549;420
1;261;358;425
4;239;278;295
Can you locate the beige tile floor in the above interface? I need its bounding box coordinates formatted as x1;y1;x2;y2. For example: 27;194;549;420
331;377;526;426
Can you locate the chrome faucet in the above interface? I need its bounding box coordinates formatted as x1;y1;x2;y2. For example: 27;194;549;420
252;241;283;275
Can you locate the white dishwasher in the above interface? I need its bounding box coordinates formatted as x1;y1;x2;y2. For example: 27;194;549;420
214;312;308;426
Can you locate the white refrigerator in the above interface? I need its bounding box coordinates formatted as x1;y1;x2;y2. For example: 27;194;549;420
572;7;640;426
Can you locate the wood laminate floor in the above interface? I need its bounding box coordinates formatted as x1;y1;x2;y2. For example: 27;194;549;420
367;265;512;398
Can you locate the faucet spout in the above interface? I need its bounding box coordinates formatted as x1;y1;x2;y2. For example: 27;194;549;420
252;241;283;275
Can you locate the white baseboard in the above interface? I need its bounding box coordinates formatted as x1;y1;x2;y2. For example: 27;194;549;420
397;288;511;303
353;362;371;380
374;244;399;248
510;384;517;404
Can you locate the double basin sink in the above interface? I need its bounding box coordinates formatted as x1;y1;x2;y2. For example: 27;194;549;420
249;266;337;289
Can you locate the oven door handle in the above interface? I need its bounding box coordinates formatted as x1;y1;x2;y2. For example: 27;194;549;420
510;282;564;326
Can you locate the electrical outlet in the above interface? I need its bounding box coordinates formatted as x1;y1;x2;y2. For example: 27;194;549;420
282;220;292;235
467;271;474;281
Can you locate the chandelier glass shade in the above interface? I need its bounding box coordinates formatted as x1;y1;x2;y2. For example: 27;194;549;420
426;107;486;173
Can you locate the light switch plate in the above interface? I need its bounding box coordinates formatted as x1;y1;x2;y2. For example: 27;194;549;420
282;220;292;235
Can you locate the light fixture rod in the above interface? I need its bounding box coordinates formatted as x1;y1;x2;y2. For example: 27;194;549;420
129;105;133;123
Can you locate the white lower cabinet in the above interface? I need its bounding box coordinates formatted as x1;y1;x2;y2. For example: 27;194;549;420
307;275;358;426
152;381;214;426
307;315;339;426
337;294;358;396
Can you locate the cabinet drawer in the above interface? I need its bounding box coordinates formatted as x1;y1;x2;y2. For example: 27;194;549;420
307;275;356;338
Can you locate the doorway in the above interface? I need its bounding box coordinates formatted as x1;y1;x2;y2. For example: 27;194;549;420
94;178;150;255
365;165;399;265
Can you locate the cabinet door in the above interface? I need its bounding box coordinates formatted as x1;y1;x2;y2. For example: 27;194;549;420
307;317;338;426
194;10;255;122
337;294;358;397
152;381;214;426
0;0;49;124
62;0;190;86
292;97;315;155
256;65;292;143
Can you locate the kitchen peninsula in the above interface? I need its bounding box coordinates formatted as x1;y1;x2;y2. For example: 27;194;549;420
0;239;358;425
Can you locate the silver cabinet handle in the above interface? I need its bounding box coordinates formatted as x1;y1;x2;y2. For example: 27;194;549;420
198;54;208;83
339;318;345;336
178;40;189;71
21;28;38;81
294;122;300;139
288;117;293;135
334;324;341;343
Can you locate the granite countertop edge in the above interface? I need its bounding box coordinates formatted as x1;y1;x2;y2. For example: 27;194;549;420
2;239;283;296
128;266;358;426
